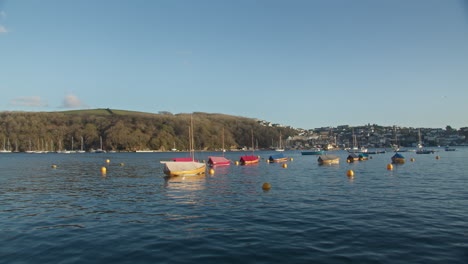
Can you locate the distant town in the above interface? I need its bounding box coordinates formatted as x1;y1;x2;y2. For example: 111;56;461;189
257;120;468;149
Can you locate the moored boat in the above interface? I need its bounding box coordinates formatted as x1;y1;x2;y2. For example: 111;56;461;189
301;148;324;155
240;155;259;165
347;153;359;162
162;115;206;176
240;130;259;165
268;153;288;163
391;153;405;164
318;154;340;165
207;128;231;167
445;146;456;151
208;156;231;166
162;161;206;176
358;153;369;160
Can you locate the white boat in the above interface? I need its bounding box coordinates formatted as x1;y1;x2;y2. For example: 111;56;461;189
347;129;367;153
274;132;285;151
92;136;105;153
161;115;206;176
0;138;12;153
76;136;86;153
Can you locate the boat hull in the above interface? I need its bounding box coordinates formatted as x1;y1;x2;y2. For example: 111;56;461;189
301;151;324;155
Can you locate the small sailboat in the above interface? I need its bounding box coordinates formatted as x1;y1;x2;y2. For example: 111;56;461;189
416;129;434;154
348;129;367;153
240;130;259;165
162;115;206;176
92;136;105;153
0;138;12;153
77;136;86;153
274;132;285;151
208;127;230;166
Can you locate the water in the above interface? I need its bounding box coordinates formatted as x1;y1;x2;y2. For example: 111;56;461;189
1;149;467;263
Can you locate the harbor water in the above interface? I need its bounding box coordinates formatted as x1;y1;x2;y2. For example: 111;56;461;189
1;148;467;263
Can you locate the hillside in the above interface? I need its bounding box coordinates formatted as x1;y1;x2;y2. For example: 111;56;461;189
0;109;295;152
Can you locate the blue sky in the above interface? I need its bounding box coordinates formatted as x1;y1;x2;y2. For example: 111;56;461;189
1;0;467;129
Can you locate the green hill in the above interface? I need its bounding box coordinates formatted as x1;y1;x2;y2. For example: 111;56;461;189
0;109;295;152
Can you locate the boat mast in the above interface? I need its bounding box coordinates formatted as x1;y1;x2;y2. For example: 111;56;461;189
251;129;255;156
190;115;194;160
222;126;225;156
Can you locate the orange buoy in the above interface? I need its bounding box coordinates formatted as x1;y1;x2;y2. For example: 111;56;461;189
106;159;110;163
282;163;287;168
436;156;440;160
347;170;354;177
120;163;124;166
387;164;393;170
289;158;294;161
51;165;57;168
209;169;215;174
262;183;271;190
410;158;415;162
101;167;107;174
235;161;239;165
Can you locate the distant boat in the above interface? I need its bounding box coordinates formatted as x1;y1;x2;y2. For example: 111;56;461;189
92;136;105;153
77;136;86;153
416;129;434;154
274;132;285;151
318;154;339;165
162;115;206;176
207;127;231;167
240;130;259;165
301;148;324;155
0;138;12;153
445;146;456;151
391;153;405;164
268;153;288;163
347;129;367;153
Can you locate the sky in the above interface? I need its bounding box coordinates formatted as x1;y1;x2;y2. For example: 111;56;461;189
1;0;468;129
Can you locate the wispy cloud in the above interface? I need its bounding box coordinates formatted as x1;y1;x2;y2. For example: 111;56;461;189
61;94;88;108
0;11;6;19
10;96;48;107
0;25;7;34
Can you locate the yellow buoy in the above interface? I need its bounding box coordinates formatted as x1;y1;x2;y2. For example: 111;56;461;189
235;161;239;165
209;168;215;174
289;158;293;161
106;159;110;163
101;167;107;173
51;165;57;168
262;183;271;190
436;156;440;160
266;159;270;163
282;163;288;168
410;158;415;162
347;170;354;177
346;159;351;163
120;163;124;166
387;164;393;170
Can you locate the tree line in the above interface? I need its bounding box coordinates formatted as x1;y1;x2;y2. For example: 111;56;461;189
0;110;295;152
